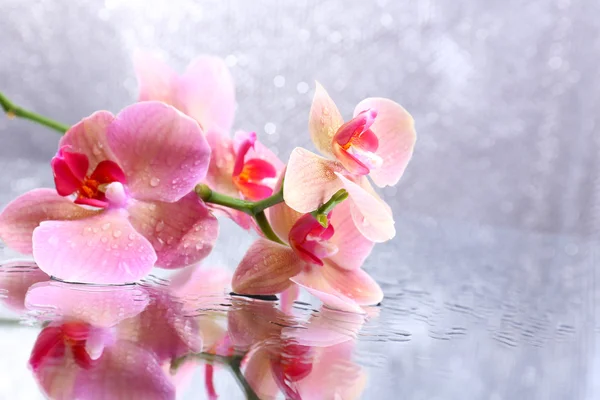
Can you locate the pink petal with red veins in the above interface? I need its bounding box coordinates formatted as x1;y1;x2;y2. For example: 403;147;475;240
290;269;364;313
336;173;395;242
51;150;89;196
72;340;176;400
243;347;280;400
232;238;304;295
29;325;65;371
309;82;344;157
127;193;218;269
106;102;210;203
0;189;100;254
236;181;273;200
59;110;117;171
321;263;383;306
89;160;127;185
133;50;178;104
32;209;156;284
176;55;236;132
326;201;374;270
283;148;344;213
0;262;49;311
354;98;416;187
241;158;278;181
234;131;285;174
25;281;150;327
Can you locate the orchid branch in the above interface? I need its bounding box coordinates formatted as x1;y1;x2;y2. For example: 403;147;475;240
171;353;259;400
0;91;69;134
195;183;285;244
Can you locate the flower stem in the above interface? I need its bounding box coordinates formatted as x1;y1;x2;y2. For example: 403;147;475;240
0;91;69;134
171;353;259;400
195;184;285;244
254;211;285;244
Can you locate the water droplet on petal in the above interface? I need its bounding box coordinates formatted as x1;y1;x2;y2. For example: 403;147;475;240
113;230;122;238
155;221;165;232
195;243;204;251
100;237;108;243
102;223;111;231
150;177;160;187
128;233;136;240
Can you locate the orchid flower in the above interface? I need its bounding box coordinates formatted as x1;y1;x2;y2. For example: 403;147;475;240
0;261;49;311
284;82;416;242
24;281;175;400
229;301;367;400
232;192;382;313
204;130;285;229
134;51;236;134
0;102;218;284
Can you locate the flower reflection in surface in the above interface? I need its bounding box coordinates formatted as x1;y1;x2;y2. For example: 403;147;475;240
0;262;372;399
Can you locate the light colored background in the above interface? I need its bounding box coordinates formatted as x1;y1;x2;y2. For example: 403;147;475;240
0;0;598;399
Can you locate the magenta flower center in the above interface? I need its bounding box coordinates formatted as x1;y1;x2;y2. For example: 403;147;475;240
29;322;95;371
51;147;127;208
332;109;383;175
232;132;277;200
288;213;338;266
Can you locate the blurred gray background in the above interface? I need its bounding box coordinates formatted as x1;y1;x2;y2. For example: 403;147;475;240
0;0;598;399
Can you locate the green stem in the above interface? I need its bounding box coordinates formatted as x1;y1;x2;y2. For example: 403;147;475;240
0;91;69;134
254;211;285;244
195;184;285;244
171;353;259;400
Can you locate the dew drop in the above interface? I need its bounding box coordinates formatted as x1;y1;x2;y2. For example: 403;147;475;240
195;243;204;251
112;230;122;238
155;221;165;232
48;236;59;246
128;233;136;240
102;223;111;231
150;177;161;187
101;237;108;243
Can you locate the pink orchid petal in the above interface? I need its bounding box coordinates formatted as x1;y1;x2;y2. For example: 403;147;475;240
0;262;49;311
290;270;364;314
241;158;278;181
133;51;178;104
309;82;344;157
282;307;366;347
354;98;416;187
29;325;65;372
51;150;89;196
72;340;176;400
204;131;238;196
326;200;374;270
169;265;231;312
106;102;210;203
176;55;236;132
0;189;100;254
59;111;118;171
236;181;273;200
232;238;304;295
267;170;301;243
283;148;344;213
322;263;383;306
280;284;300;314
335;173;395;242
116;288;202;362
296;343;367;400
234;131;285;174
32;209;157;284
228;297;290;349
25;281;150;327
243;347;280;400
89;160;127;185
127;193;218;269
